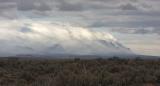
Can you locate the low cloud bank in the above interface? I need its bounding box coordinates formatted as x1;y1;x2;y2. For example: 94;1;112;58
0;20;132;56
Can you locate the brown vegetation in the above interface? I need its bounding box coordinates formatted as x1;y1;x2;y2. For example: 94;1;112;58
0;57;160;86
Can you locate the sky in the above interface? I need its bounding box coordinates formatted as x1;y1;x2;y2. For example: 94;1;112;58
0;0;160;56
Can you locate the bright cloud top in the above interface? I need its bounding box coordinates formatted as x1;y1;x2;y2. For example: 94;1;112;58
0;20;132;56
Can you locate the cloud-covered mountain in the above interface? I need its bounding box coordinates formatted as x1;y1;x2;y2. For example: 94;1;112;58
0;20;133;57
0;0;159;56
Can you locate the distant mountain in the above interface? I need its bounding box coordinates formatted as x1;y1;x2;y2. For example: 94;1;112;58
38;26;133;56
0;22;133;57
9;54;159;60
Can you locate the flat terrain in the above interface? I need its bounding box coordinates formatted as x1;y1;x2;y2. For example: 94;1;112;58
0;57;160;86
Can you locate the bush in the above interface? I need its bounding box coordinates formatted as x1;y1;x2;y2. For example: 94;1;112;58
0;57;159;86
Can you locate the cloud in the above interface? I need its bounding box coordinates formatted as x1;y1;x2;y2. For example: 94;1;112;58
0;20;132;56
20;26;33;33
89;15;160;28
0;0;160;36
17;0;51;11
0;0;15;3
110;27;160;35
57;0;84;11
0;3;17;19
120;3;138;10
0;0;159;12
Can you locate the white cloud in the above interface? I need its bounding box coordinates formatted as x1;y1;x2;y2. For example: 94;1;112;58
0;0;160;56
0;20;132;56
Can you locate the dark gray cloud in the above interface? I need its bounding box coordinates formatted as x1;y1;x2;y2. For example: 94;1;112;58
111;27;160;35
120;3;138;10
0;3;16;10
57;1;84;11
0;0;15;3
0;3;17;19
0;0;160;35
89;20;160;28
20;27;32;33
17;0;51;11
0;0;158;12
152;28;160;35
17;0;36;11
